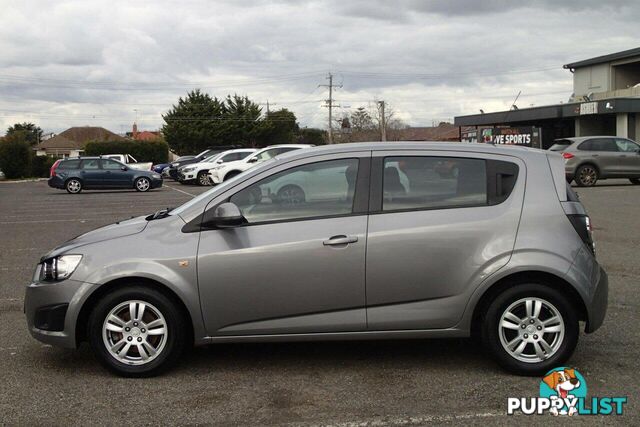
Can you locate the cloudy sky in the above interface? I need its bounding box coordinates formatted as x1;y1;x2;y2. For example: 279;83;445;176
0;0;639;136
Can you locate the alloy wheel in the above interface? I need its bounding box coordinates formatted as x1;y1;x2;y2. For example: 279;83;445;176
498;297;565;363
578;166;597;186
136;178;150;191
198;172;210;186
67;179;81;193
102;300;168;365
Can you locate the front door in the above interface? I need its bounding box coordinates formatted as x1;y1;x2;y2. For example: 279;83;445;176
365;151;524;330
614;138;640;176
100;159;130;187
197;154;369;336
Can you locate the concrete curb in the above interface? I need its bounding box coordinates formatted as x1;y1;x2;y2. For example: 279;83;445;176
0;178;48;183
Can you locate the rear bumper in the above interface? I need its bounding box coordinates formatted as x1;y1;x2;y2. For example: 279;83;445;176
585;266;608;333
151;178;163;189
48;176;64;189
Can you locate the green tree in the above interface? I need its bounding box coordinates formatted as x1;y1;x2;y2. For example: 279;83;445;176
0;132;32;178
259;108;299;145
350;107;374;131
6;122;43;146
221;94;264;147
161;89;225;155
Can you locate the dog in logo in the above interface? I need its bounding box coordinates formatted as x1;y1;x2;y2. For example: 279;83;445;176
542;368;580;416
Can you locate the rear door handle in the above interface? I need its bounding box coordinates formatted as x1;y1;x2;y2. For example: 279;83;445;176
323;235;358;246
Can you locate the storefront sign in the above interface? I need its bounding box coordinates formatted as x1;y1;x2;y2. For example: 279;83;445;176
480;127;541;148
580;102;598;115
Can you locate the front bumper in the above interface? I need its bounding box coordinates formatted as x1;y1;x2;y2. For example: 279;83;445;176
24;278;94;349
178;171;197;182
209;170;222;184
585;266;608;333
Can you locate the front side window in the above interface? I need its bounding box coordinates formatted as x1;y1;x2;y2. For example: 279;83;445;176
382;156;487;211
101;159;122;170
615;138;640;152
230;159;359;223
81;159;100;170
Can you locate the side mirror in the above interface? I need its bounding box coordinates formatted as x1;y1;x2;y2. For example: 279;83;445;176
247;157;258;163
206;202;245;228
216;159;224;164
121;166;128;171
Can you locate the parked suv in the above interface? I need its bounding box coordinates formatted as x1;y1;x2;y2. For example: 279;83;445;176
166;146;240;179
551;136;640;186
26;143;607;377
177;149;256;185
48;157;163;193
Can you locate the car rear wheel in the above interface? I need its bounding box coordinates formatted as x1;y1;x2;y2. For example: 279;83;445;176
630;178;640;185
135;177;151;192
481;283;579;375
197;171;211;186
575;164;598;187
88;286;188;377
65;178;82;194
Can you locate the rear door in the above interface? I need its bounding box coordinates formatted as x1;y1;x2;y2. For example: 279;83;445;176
365;150;524;330
79;159;103;187
197;151;371;335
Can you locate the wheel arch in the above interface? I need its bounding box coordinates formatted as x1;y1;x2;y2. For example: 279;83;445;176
575;161;601;175
469;270;588;339
75;276;194;347
223;169;241;181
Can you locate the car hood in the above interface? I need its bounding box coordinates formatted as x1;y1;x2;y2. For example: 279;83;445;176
42;215;149;260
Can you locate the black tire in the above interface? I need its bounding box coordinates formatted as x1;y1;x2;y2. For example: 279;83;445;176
135;177;151;192
223;170;240;181
65;178;82;194
481;283;579;376
277;184;306;205
197;171;211;186
575;164;598;187
630;178;640;185
88;285;188;377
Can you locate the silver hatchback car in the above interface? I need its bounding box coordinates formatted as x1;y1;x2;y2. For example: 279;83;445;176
25;142;607;377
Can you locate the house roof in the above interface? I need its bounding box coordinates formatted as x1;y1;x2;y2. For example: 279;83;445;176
563;47;640;70
37;126;124;150
134;131;161;141
397;123;460;141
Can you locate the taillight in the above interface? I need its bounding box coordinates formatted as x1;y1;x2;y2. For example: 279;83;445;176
50;160;61;177
567;214;595;255
562;152;574;160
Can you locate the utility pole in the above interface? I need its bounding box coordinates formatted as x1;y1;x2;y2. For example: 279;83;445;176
319;73;341;144
379;100;386;141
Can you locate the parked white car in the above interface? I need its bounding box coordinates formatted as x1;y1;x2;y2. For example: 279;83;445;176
104;154;153;171
208;144;313;184
177;149;256;185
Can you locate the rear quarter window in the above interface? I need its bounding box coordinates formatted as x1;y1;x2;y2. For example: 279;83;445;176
58;159;80;169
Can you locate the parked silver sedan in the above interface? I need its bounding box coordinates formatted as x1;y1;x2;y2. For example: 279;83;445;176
24;142;607;377
550;136;640;186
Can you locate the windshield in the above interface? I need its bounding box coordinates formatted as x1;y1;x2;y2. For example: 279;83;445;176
195;149;209;158
202;152;224;163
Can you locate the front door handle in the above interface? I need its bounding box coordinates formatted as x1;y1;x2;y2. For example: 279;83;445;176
323;235;358;246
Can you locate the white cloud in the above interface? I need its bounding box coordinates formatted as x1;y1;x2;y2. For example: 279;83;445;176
0;0;638;134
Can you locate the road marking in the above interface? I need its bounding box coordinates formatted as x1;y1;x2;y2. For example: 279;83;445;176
0;219;92;224
165;184;197;197
327;412;507;426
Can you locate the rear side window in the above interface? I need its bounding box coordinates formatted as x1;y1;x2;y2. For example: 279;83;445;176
58;159;80;169
80;159;100;170
381;156;518;212
382;157;487;211
579;138;618;152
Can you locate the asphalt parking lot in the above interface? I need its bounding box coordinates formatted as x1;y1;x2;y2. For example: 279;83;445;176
0;179;638;425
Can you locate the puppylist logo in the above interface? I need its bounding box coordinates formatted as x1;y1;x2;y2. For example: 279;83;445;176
507;367;627;416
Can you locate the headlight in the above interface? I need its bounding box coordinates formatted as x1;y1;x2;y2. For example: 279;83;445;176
182;167;195;172
41;255;82;281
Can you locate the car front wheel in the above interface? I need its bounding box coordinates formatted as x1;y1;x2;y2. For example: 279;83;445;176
88;285;188;377
135;177;151;192
197;171;211;186
482;283;579;375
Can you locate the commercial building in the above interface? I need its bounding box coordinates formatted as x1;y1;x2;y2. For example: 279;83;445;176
454;47;640;148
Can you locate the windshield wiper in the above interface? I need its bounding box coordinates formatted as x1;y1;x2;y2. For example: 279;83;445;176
147;207;173;221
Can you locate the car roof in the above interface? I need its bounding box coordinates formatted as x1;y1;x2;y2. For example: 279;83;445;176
276;141;546;160
554;136;626;143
